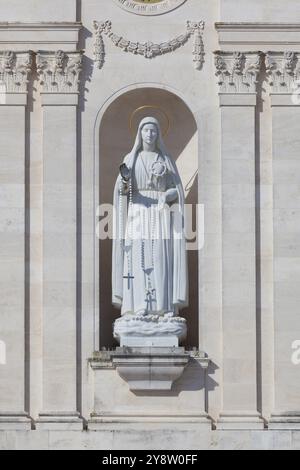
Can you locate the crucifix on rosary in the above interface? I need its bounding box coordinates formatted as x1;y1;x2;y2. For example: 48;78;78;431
145;286;156;311
123;246;134;290
123;272;134;290
144;267;156;311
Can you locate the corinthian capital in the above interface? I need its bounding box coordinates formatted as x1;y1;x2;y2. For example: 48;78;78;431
266;51;300;93
214;51;262;94
0;51;33;93
37;50;83;93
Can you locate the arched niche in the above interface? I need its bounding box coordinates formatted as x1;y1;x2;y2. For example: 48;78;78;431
99;87;198;348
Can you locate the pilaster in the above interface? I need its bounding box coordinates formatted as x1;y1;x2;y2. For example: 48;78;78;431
214;51;264;430
35;50;83;430
0;50;33;430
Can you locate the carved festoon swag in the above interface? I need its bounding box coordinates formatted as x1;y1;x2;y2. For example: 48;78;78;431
93;20;205;70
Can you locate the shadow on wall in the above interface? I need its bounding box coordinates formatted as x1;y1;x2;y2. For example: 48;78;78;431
99;87;198;348
132;359;219;398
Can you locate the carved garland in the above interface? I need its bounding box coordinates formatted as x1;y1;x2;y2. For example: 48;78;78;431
93;20;205;70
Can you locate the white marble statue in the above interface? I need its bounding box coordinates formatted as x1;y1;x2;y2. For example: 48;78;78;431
112;117;188;346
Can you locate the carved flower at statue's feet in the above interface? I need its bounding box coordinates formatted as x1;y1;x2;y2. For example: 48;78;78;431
164;311;176;318
135;310;148;317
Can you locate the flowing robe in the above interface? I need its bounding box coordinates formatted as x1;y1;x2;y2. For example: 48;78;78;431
112;151;188;316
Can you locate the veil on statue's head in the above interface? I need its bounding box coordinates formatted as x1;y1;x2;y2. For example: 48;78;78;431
127;116;168;167
123;115;185;215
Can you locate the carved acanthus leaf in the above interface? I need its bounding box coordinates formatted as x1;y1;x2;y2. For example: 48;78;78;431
93;20;205;70
214;51;262;93
266;51;300;93
37;50;83;93
0;51;33;93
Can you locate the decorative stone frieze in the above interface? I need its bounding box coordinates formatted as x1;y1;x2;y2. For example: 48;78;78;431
37;50;83;93
0;50;33;93
266;51;300;93
214;51;262;93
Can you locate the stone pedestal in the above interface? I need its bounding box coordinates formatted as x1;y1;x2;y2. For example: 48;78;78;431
113;314;187;347
112;347;190;391
88;349;211;428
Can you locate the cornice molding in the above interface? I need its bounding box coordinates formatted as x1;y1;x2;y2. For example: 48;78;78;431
0;22;82;51
0;22;82;31
215;22;300;48
216;23;300;31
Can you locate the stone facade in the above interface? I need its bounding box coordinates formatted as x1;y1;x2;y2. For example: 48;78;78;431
0;0;300;450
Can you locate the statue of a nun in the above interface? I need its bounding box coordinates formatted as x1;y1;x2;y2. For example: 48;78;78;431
112;117;188;346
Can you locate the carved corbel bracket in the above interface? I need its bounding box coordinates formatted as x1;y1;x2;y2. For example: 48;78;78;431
89;347;210;391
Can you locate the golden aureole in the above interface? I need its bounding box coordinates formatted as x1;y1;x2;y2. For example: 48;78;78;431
130;106;170;137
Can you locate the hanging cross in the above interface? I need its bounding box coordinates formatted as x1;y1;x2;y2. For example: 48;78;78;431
123;272;134;289
145;288;156;311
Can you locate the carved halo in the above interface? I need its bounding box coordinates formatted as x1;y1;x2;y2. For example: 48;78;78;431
130;105;170;138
